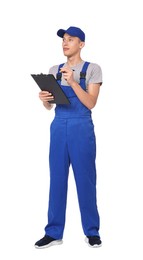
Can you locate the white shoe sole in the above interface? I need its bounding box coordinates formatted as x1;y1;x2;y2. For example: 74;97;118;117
35;240;63;249
85;237;102;248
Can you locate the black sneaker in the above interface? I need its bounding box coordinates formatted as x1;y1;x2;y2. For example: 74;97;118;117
85;236;102;248
35;235;63;249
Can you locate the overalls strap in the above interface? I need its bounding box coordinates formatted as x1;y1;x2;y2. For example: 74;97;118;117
80;61;90;90
56;63;64;84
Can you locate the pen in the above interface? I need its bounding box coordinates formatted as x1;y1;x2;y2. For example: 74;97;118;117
60;69;75;72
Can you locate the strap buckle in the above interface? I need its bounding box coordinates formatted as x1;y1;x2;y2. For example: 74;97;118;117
56;73;62;80
80;72;86;79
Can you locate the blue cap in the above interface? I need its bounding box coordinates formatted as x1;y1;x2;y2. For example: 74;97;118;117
57;26;85;42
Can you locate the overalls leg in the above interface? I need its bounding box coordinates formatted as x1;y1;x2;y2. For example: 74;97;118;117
67;117;100;237
45;118;70;239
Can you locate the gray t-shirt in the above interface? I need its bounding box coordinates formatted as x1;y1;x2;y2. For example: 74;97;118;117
49;60;102;91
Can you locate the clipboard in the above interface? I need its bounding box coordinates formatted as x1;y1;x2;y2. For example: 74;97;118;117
31;73;70;105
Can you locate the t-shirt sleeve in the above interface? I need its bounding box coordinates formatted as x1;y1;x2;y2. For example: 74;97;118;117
48;67;53;74
48;65;59;78
88;64;103;86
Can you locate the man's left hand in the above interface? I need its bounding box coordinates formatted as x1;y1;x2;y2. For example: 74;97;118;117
60;67;75;85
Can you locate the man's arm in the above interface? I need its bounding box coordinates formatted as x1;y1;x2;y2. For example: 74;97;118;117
43;101;54;110
71;81;100;109
60;67;101;109
39;91;54;110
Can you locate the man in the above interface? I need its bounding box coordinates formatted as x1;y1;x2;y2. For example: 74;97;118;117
35;26;102;248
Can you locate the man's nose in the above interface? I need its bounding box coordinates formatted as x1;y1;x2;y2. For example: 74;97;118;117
63;40;68;46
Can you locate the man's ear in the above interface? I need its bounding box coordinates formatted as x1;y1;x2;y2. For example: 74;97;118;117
79;42;85;49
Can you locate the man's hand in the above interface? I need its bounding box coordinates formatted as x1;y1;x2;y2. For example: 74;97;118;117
39;91;54;110
60;67;75;85
39;91;54;102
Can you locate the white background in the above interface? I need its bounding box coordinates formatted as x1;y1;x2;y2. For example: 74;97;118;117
0;0;143;259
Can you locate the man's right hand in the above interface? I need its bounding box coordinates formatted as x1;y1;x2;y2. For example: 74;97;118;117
39;91;54;103
39;91;54;110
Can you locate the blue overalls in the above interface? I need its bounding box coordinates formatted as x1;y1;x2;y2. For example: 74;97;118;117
45;62;100;239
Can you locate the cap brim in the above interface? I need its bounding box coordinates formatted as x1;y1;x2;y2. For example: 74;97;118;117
57;29;66;38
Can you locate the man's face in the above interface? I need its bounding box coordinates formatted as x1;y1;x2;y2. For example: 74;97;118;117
62;33;84;57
